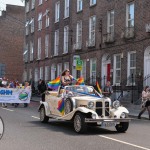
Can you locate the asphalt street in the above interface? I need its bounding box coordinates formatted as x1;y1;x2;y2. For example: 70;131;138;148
0;101;150;150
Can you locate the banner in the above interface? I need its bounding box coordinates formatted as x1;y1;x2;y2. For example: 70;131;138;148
0;88;31;103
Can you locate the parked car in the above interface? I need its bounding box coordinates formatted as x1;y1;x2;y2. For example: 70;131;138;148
38;85;130;133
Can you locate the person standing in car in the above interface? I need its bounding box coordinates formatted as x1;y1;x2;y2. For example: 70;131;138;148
39;80;47;102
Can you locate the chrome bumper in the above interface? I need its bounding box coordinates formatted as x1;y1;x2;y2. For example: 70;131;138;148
85;118;131;123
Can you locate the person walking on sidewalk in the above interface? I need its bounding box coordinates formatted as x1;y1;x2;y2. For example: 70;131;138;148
138;86;150;119
24;81;31;107
145;88;150;120
39;80;47;102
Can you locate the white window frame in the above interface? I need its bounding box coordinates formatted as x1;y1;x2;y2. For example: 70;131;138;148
107;10;114;33
25;21;29;35
76;20;82;47
57;63;62;76
126;2;134;28
40;67;43;80
81;59;86;80
45;34;49;58
64;62;69;70
51;64;56;80
63;26;69;54
31;0;35;9
54;30;59;56
113;54;121;85
26;1;30;13
38;13;42;30
30;41;34;61
77;0;83;12
127;51;136;85
64;0;69;18
90;58;96;84
34;68;39;82
29;18;34;33
24;44;28;62
44;9;50;27
55;1;60;22
37;37;41;60
90;0;96;6
45;66;49;81
39;0;43;5
89;15;96;44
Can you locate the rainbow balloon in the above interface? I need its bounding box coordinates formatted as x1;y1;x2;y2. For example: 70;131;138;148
47;76;61;90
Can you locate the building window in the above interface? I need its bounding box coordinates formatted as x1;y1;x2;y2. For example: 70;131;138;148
51;64;56;80
31;0;35;9
77;0;82;12
90;0;96;6
127;52;136;85
39;0;43;5
29;69;32;80
25;21;29;35
90;58;96;84
64;62;69;70
26;1;29;13
55;1;60;22
29;18;34;33
37;37;41;60
40;67;43;79
43;9;50;27
76;21;82;48
38;13;42;30
107;10;114;33
89;15;96;45
54;30;59;56
113;54;121;85
45;66;49;81
34;68;38;82
81;60;86;80
30;41;34;61
57;63;62;76
0;64;6;78
126;2;134;28
45;34;49;58
64;26;69;54
24;44;28;62
64;0;69;18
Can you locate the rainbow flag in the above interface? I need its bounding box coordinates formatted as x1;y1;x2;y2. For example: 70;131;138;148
57;99;64;115
76;77;85;85
96;81;102;95
47;76;61;90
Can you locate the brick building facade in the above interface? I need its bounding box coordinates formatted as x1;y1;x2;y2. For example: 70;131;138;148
0;5;25;82
24;0;150;88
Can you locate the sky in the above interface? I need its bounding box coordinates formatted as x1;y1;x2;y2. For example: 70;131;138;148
0;0;24;14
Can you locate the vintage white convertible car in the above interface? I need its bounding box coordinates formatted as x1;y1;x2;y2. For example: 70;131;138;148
38;85;130;133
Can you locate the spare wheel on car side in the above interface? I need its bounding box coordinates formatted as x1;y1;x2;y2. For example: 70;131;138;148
65;98;73;114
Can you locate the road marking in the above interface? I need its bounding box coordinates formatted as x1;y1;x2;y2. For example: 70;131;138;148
1;107;14;112
31;116;40;120
99;135;150;150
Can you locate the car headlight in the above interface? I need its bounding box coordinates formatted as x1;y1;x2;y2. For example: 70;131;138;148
87;101;94;109
120;112;126;118
113;100;120;109
92;113;96;119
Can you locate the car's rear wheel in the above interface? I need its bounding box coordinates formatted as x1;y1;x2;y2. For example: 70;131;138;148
65;99;73;114
40;107;49;123
115;122;129;133
74;113;87;134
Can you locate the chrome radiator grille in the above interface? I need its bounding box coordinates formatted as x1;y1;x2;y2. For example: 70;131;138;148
96;101;110;116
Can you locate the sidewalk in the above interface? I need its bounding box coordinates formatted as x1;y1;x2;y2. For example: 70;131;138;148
31;96;149;120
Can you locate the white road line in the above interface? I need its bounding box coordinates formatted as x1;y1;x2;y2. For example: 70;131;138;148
99;135;150;150
1;107;14;112
31;116;40;120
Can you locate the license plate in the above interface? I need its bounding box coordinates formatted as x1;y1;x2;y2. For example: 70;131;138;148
102;122;116;127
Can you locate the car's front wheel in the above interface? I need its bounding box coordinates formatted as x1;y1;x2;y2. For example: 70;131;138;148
115;122;129;133
73;113;87;134
40;107;49;123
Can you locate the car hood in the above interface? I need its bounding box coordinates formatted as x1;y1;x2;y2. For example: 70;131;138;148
74;95;101;101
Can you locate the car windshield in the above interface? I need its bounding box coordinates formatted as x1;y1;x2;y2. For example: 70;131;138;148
65;85;102;97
